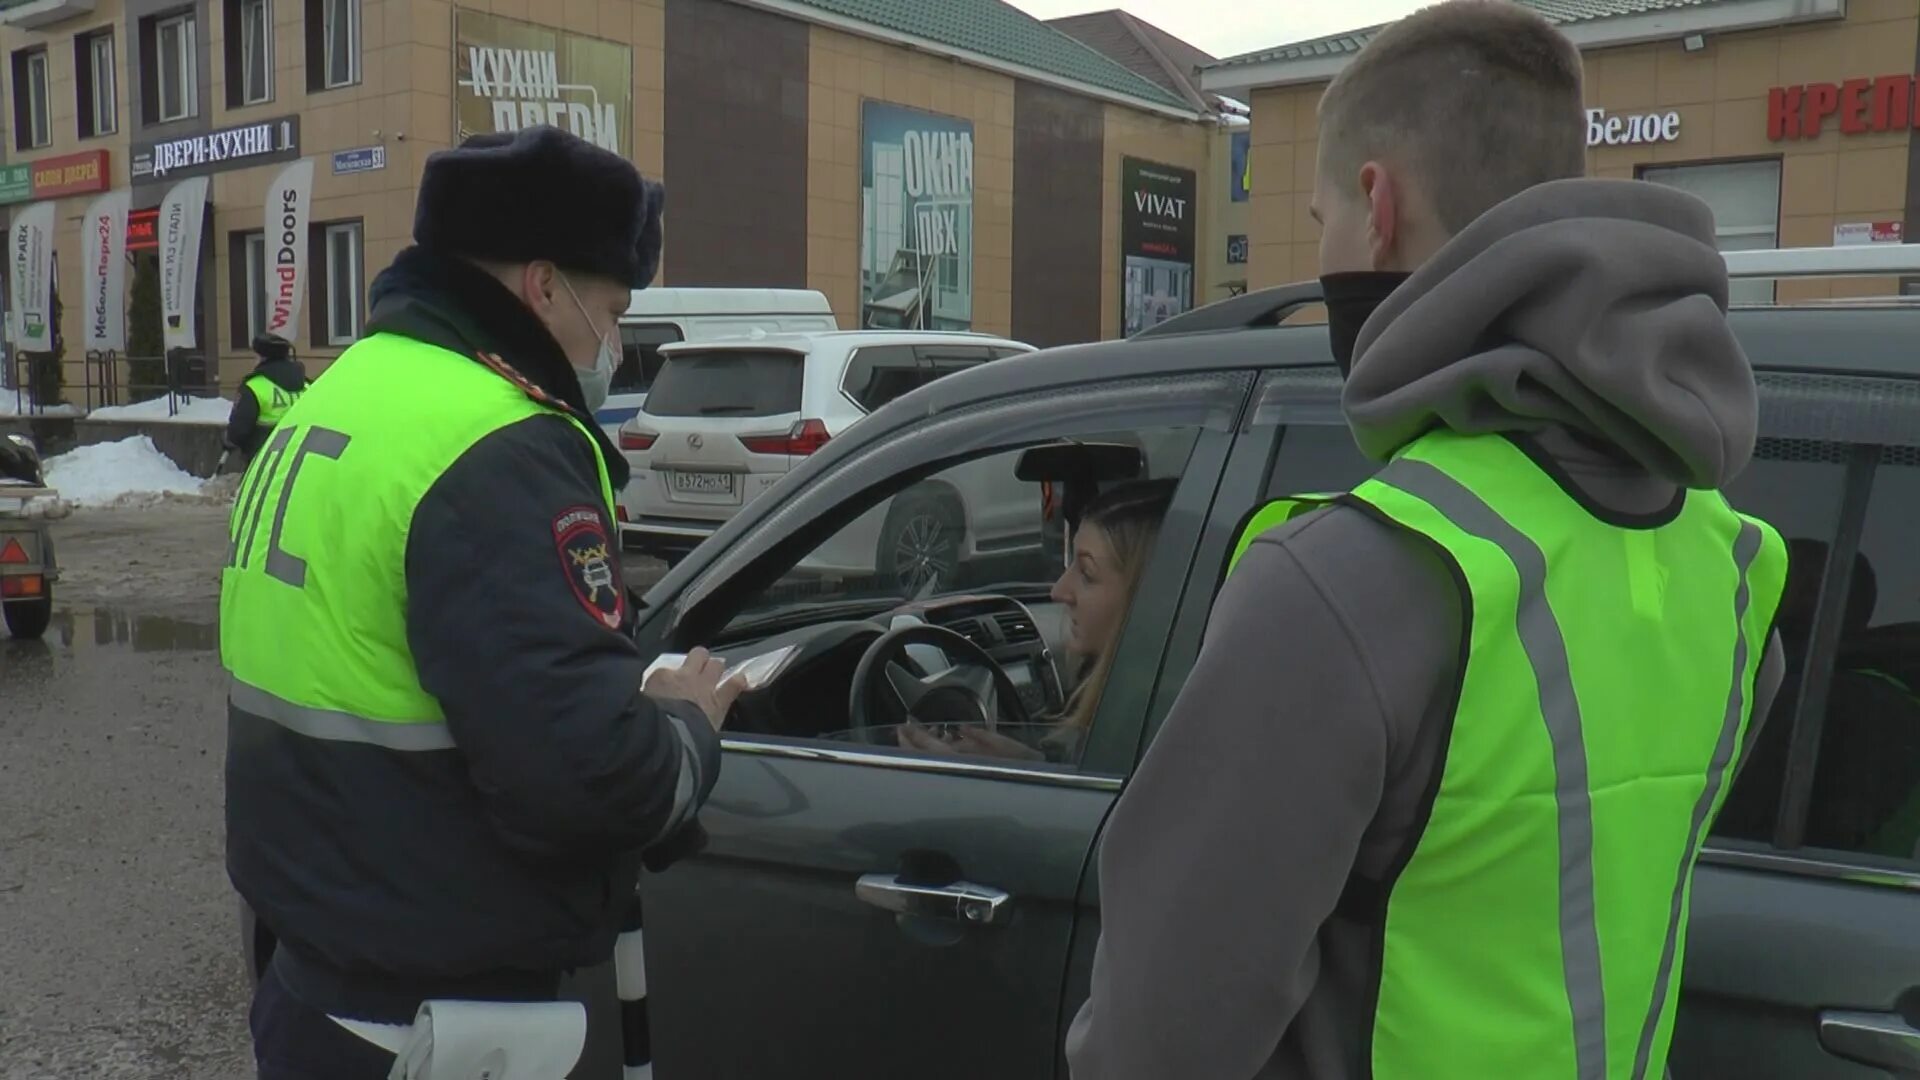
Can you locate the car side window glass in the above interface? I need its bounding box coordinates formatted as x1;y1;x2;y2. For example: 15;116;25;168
615;323;683;395
842;345;921;412
1265;420;1380;497
705;425;1203;775
1708;440;1850;846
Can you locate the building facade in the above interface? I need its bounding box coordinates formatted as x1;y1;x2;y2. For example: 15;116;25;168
1202;0;1918;305
0;0;1222;400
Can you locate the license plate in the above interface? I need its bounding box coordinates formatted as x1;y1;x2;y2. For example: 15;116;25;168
671;471;736;495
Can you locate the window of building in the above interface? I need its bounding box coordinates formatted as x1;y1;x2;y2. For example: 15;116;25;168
306;0;358;91
12;48;51;151
153;11;199;123
1640;160;1782;305
225;0;272;107
322;222;363;346
229;230;269;348
75;31;116;138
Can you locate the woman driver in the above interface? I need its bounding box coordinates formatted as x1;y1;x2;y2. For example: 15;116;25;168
898;478;1175;764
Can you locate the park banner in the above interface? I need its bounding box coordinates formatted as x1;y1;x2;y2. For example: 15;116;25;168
261;157;315;342
454;10;633;155
1120;156;1196;337
158;175;210;352
8;200;54;350
859;101;974;331
81;189;130;353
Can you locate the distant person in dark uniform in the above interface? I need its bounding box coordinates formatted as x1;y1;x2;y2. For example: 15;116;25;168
223;333;308;459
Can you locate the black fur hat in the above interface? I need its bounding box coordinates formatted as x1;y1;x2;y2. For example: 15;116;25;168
414;126;665;288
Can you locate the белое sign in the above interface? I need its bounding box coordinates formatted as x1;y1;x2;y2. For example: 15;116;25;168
1587;108;1680;148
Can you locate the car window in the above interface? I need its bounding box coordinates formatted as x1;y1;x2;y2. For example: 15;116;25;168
841;345;924;412
643;350;804;418
614;323;682;395
707;424;1204;774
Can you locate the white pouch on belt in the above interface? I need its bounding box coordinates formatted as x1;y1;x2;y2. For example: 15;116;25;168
331;1000;586;1080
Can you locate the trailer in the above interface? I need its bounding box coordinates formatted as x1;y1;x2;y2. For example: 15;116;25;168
1;435;58;639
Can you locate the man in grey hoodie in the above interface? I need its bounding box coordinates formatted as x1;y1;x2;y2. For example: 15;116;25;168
1066;3;1788;1079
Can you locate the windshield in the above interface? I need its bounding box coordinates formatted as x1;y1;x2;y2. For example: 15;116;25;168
643;350;805;418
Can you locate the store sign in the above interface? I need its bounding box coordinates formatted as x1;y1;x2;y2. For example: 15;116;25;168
0;150;113;205
132;116;300;180
1120;157;1197;337
9;201;55;349
1769;75;1920;141
82;189;130;353
127;207;159;252
860;101;974;331
1835;221;1904;246
261;158;315;341
454;10;633;155
158;176;210;351
1586;108;1680;148
1227;234;1249;265
31;150;110;199
332;145;387;175
1230;130;1250;203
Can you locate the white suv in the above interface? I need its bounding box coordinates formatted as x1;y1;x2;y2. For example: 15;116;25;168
616;331;1034;561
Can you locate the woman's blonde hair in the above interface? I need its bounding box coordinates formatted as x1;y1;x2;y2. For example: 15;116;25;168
1053;479;1176;737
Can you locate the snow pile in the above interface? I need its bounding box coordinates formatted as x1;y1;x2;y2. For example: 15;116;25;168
39;436;208;508
89;394;232;425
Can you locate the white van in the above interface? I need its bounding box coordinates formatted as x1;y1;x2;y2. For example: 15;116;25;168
600;288;840;437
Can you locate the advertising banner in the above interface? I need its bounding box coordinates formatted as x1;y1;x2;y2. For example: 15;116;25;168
1120;157;1196;337
158;175;209;352
8;201;54;350
1230;130;1250;202
261;158;315;342
454;10;633;155
860;101;974;331
81;189;130;352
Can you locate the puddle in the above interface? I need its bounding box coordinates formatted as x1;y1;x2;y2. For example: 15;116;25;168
23;607;218;653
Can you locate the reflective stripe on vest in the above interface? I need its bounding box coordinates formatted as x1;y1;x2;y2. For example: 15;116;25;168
1224;492;1335;575
220;333;617;748
1234;430;1785;1080
246;373;304;429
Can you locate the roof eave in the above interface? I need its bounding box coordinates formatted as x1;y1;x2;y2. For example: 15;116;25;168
1198;0;1846;99
728;0;1207;121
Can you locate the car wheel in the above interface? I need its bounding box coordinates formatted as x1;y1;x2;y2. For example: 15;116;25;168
3;591;51;639
878;490;964;596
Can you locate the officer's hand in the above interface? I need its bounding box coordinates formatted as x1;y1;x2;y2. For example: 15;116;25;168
645;647;745;731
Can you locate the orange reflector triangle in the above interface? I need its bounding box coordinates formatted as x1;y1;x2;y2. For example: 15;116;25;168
0;538;28;564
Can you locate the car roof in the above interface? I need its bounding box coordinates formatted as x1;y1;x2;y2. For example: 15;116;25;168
657;330;1035;355
903;280;1920;410
623;287;834;318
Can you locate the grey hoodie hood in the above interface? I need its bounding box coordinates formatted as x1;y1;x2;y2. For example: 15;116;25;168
1344;177;1757;489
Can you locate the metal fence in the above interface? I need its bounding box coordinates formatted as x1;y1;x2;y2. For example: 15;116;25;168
2;349;220;417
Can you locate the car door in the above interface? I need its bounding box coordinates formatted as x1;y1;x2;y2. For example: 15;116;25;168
1194;366;1920;1077
634;370;1252;1079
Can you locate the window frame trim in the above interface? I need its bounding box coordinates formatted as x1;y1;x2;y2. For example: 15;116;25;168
155;11;198;123
87;31;117;136
21;48;51;149
322;220;363;346
239;0;273;106
320;0;359;90
243;230;267;343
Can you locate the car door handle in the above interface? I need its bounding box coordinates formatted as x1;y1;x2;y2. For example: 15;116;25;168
1819;1009;1920;1072
855;873;1012;927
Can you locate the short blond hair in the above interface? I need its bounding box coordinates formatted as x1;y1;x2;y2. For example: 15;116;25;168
1318;0;1586;233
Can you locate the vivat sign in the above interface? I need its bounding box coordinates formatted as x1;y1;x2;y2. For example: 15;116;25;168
1587;108;1681;148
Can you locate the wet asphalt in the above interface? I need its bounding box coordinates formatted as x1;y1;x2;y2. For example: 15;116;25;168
0;504;668;1079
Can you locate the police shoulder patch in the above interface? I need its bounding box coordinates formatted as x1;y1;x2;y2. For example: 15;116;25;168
553;505;624;630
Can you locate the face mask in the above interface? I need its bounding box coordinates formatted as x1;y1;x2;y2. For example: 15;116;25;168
559;273;619;413
1319;271;1410;378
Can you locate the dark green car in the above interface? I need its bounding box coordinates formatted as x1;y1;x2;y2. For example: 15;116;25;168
250;255;1920;1077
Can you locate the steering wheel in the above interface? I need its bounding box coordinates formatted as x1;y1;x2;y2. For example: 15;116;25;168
848;623;1033;740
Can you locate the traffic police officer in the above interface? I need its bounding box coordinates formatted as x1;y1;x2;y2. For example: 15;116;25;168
222;333;308;459
221;126;737;1078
